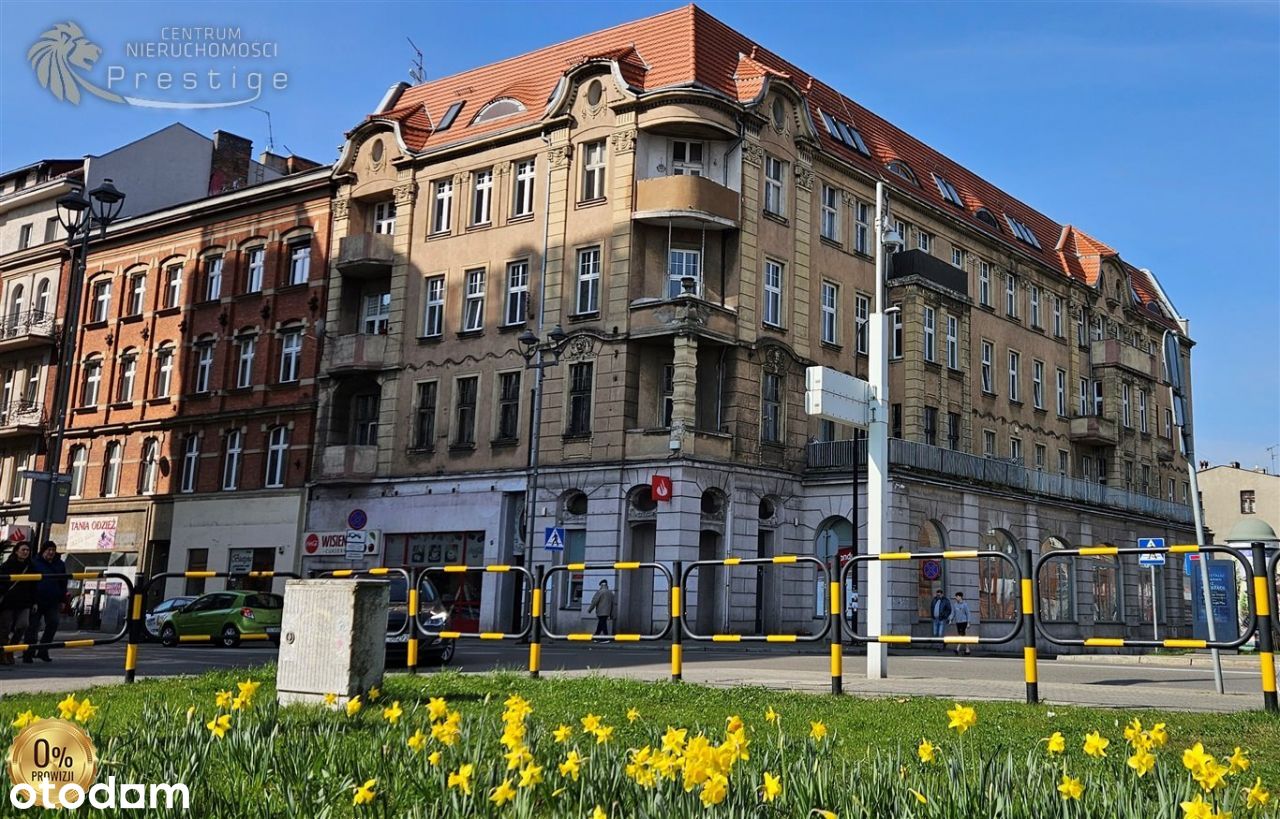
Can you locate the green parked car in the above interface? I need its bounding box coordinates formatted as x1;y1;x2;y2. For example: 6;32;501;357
159;590;283;648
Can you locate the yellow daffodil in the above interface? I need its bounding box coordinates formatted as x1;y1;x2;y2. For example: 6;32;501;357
367;686;381;702
726;714;744;733
1149;722;1168;747
1194;759;1229;792
382;701;403;725
73;699;98;723
909;788;928;805
206;714;232;739
627;707;641;723
553;724;573;743
814;811;838;819
345;696;362;717
489;778;517;807
1181;794;1214;819
1245;777;1270;809
946;703;977;735
1184;742;1213;773
447;763;474;796
215;690;233;709
431;719;460;747
699;773;729;807
765;706;780;725
185;706;195;723
1043;731;1066;755
57;694;79;720
762;772;782;802
1083;731;1110;758
581;713;601;733
591;806;607;819
1124;717;1144;745
427;750;441;767
518;762;544;789
559;750;584;781
352;778;376;806
503;745;532;771
236;680;261;703
1128;749;1157;777
231;696;248;712
427;696;448;722
662;726;687;754
1057;774;1083;801
593;725;614;744
917;739;936;764
323;692;337;706
407;729;427;752
810;721;828;741
1227;747;1250;775
11;710;37;729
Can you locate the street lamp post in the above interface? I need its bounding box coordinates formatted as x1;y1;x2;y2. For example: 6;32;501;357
32;180;126;547
517;324;569;611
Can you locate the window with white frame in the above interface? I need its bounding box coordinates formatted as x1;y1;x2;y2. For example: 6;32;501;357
581;140;606;201
1164;407;1173;438
981;341;993;393
983;429;996;456
204;255;223;301
496;371;521;441
1138;388;1148;433
978;261;991;307
922;306;936;362
1034;443;1046;471
235;334;255;388
763;154;785;215
566;363;593;435
1058;449;1069;476
946;315;958;369
373;200;397;234
855;294;869;354
194;338;214;394
164;264;182;308
279;328;302;383
667;248;701;299
222;429;242;490
180;435;200;493
139;438;158;494
463;269;485;332
21;363;37;405
1010;436;1023;463
265;426;288;488
1122;383;1131;427
952;247;965;269
820;184;840;241
761;372;782;443
891;305;903;358
1093;379;1104;416
504;260;529;325
1079;377;1089;416
671;140;704;176
69;445;87;498
512;158;536;217
90;278;111;323
472;168;493;225
155;343;174;398
917;230;932;253
1006;273;1018;317
127;273;146;316
1008;350;1020;402
1056;368;1067;416
288;240;311;285
362;291;390;335
431;180;452;234
660;364;675;427
414;381;438;450
763;260;784;327
117;349;138;402
1032;360;1044;409
102;442;122;497
1052;294;1063;337
1030;285;1041;328
855;201;870;254
423;275;445;337
575;248;600;314
245;247;265;293
820;282;838;344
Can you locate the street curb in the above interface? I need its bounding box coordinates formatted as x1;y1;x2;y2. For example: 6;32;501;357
1053;653;1260;670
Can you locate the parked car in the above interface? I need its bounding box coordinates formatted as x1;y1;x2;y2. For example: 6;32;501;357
144;596;195;641
159;591;283;648
387;574;454;665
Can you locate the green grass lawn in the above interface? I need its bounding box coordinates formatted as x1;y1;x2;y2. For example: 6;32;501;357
2;668;1277;817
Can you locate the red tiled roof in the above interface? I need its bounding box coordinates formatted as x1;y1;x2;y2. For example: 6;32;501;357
369;4;1171;313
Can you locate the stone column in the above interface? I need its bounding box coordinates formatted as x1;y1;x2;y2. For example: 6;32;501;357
670;333;698;449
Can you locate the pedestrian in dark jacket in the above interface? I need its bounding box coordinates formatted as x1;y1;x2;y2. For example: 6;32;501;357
929;589;952;647
23;541;67;663
0;541;35;666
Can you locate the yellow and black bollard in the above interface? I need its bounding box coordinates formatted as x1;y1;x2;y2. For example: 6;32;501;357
407;574;420;675
124;575;144;684
529;565;543;678
671;560;683;682
1021;547;1039;705
829;577;842;695
1250;543;1277;712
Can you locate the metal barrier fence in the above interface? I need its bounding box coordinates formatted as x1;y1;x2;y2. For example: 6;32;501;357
314;567;417;674
540;562;674;643
415;564;534;642
0;571;135;660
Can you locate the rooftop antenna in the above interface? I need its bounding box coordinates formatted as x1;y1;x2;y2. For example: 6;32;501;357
250;106;276;153
407;37;426;85
1267;443;1278;474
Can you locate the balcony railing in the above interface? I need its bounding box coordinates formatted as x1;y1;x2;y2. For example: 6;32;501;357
805;438;1193;524
1089;338;1159;379
1068;415;1119;446
0;310;56;346
325;333;389;372
0;400;45;432
336;232;394;276
633;175;740;229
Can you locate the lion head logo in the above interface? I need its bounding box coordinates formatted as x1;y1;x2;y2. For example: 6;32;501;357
27;22;120;105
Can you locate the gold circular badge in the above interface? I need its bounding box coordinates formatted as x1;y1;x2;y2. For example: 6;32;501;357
7;719;97;808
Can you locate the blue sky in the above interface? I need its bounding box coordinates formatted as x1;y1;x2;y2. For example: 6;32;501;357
2;1;1277;472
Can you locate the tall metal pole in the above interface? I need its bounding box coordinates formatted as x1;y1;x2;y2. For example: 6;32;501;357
1187;449;1225;694
866;182;892;679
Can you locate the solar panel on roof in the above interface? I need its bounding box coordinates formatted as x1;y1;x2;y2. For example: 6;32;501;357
435;101;464;132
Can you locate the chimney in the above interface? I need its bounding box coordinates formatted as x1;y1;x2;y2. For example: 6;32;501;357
285;155;322;174
209;131;253;194
258;150;290;176
1230;461;1241;469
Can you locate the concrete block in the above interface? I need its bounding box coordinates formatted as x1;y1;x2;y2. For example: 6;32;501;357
276;579;389;708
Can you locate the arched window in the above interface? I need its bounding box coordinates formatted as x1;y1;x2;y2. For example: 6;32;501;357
264;425;289;488
154;342;175;398
1039;536;1075;622
1090;543;1122;623
117;348;138;402
886;160;917;185
34;279;50;316
7;284;24;325
68;445;87;498
980;529;1019;622
81;355;103;406
180;434;200;493
193;334;215;394
973;208;1000;231
139;438;158;494
473;98;525;124
916;520;947;618
102;441;122;497
815;517;853;618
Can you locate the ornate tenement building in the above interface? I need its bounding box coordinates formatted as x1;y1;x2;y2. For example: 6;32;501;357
309;4;1196;641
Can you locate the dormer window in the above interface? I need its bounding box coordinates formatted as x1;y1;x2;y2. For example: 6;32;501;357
819;110;870;156
473;98;525;124
886;161;916;185
1004;214;1042;249
974;208;1000;231
933;174;963;207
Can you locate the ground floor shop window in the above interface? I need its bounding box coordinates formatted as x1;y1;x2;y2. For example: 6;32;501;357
391;531;485;632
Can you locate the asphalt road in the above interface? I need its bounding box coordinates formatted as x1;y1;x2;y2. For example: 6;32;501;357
1;640;1267;712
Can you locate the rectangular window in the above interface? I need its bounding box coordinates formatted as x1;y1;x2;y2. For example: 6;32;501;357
245;247;264;293
1079;377;1090;416
185;549;209;596
1125;460;1134;490
497;372;521;441
154;346;173;397
820;282;838;344
854;201;869;253
576;247;600;314
761;372;782;443
581;140;606;201
1082;455;1095;482
44;217;59;243
671;140;704;176
951;247;965;269
923;406;937;446
463;269;485;332
981;341;993;393
454;376;478;445
891;305;903;359
204;256;223;301
983;429;996;456
562;529;586;609
820;184;840;241
1077;307;1086;346
917;231;931;253
512;158;536;217
373;200;397;234
414;381;438;450
922;306;936;362
855;294;869;355
1122;383;1132;427
117;354;136;402
1056;369;1067;416
235;335;255;388
90;279;111;323
1138;389;1148;433
1052;295;1063;337
660;364;675;427
17;224;31;250
265;427;289;488
1058;449;1069;476
362;291;390;335
431;180;452;234
423;275;445;337
1010;437;1023;463
567;363;594;436
1035;443;1046;471
667;248;701;299
222;430;242;491
1241;490;1256;514
1032;360;1044;409
1094;380;1104;417
472;167;493;225
946;315;958;369
127;274;145;316
947;412;960;449
1030;285;1041;328
279;330;302;383
1164;407;1173;438
504;260;529;326
180;435;200;493
164;264;182;308
194;342;213;394
891;403;902;439
763;260;784;327
978;262;991;307
763;155;785;215
288;241;311;285
1008;350;1020;402
1006;274;1018;317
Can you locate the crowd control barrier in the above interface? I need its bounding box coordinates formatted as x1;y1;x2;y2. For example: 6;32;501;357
314;567;417;674
0;571;135;662
415;564;534;640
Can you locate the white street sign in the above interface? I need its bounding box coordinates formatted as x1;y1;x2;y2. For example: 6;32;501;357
345;529;368;560
805;366;873;428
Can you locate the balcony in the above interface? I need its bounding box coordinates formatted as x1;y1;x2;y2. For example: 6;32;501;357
805;439;867;471
325;333;389;373
633;175;739;230
336;232;394;277
625;427;733;460
0;310;56;353
1069;415;1119;446
0;401;45;438
319;445;378;480
1089;338;1159;379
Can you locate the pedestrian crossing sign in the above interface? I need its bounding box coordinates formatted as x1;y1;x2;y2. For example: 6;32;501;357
544;527;566;551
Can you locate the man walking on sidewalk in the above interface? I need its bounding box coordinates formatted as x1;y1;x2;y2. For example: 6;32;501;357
588;580;615;636
929;589;951;648
24;541;68;663
950;592;972;655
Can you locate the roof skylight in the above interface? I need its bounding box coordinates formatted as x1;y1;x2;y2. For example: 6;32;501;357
435;101;464;132
933;174;963;207
1004;214;1042;249
820;110;870;156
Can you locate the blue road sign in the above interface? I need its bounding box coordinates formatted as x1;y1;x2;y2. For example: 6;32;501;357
544;527;566;552
1137;537;1166;567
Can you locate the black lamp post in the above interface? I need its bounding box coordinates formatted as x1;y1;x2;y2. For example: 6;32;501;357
32;179;126;546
